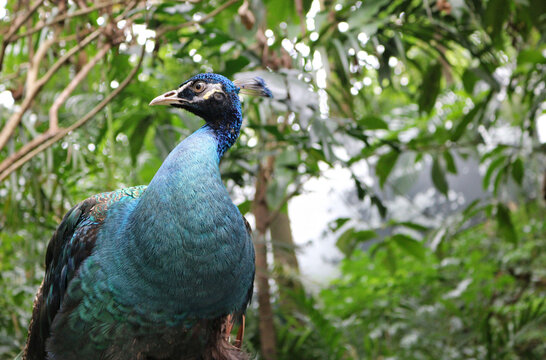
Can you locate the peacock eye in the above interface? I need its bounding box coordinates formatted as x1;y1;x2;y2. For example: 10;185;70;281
213;92;224;101
193;81;205;93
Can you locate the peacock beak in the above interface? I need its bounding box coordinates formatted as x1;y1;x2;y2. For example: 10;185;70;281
149;90;187;106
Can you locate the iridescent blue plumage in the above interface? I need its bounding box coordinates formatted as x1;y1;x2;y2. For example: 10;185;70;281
23;73;272;360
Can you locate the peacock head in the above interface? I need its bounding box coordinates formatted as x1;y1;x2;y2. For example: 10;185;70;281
149;73;272;127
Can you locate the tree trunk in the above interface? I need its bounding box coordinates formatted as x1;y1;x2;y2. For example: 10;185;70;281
270;209;302;311
252;157;277;360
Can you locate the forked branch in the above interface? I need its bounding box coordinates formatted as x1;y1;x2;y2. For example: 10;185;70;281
0;46;146;182
48;43;113;131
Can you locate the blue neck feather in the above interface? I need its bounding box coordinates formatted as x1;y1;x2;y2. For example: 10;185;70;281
205;91;243;159
95;124;252;319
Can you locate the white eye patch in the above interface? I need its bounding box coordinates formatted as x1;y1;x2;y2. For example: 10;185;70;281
201;83;225;100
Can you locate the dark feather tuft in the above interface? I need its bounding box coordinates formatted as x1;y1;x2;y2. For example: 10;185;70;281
234;77;273;98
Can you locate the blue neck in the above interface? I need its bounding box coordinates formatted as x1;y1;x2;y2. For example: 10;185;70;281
99;126;251;318
206;95;243;158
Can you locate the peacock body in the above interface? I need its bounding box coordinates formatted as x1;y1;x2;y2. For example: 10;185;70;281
23;73;272;360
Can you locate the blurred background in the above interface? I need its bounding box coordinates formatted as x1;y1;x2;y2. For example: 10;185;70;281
1;0;545;359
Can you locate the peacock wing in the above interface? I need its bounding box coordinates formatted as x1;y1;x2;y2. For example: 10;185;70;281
242;215;255;308
23;186;147;360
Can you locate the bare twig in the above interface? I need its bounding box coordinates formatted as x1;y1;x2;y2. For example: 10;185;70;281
46;1;139;131
423;0;433;19
155;0;240;38
41;28;104;89
49;43;112;131
0;27;104;151
294;0;306;38
0;0;44;71
10;0;129;42
0;132;57;175
0;46;146;182
266;181;304;225
0;63;28;82
1;0;44;40
0;32;59;153
25;29;59;94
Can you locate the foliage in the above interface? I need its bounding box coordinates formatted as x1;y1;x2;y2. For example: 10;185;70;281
277;202;546;359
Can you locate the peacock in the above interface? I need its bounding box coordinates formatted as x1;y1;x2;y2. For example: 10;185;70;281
22;73;272;360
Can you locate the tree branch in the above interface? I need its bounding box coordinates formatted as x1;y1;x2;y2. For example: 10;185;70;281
0;27;103;151
0;46;146;182
0;0;44;71
48;43;112;131
10;0;129;42
266;180;304;226
0;32;59;153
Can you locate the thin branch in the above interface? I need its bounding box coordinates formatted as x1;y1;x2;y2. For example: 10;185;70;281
0;0;44;71
266;181;304;226
0;32;59;152
0;27;102;151
0;63;28;82
49;43;112;131
46;1;139;131
25;28;60;94
423;0;433;19
57;27;93;43
0;46;146;182
4;0;44;40
294;0;306;38
155;0;240;38
40;27;104;89
0;132;56;175
1;0;44;39
10;0;129;42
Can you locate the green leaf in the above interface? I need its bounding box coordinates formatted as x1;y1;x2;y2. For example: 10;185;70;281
483;156;506;190
481;145;507;162
496;203;518;244
517;49;546;66
484;0;510;43
336;229;377;256
431;157;449;195
418;62;442;113
470;67;500;92
264;0;300;29
353;176;367;200
391;234;426;260
223;57;250;78
237;200;252;215
376;151;399;188
359;115;388;130
129;116;153;165
398;221;430;232
493;164;509;196
329;217;351;231
332;38;350;83
371;195;387;218
462;68;479;94
511;157;524;185
443;150;457;174
347;0;388;28
262;125;284;140
382;243;397;274
451;99;485;141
